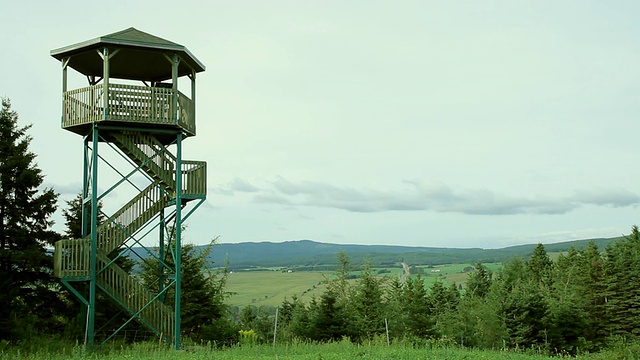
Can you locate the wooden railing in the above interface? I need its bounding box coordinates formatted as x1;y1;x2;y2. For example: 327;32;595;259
96;253;174;342
62;84;195;135
54;238;90;278
112;132;206;199
112;132;176;189
182;161;207;197
97;184;170;254
63;86;103;127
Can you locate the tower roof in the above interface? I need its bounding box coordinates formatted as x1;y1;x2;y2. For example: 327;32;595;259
51;27;205;82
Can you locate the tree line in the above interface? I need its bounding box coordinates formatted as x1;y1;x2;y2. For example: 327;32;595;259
236;233;640;356
2;97;640;356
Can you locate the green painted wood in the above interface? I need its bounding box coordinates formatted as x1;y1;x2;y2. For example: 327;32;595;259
50;28;205;82
61;84;196;136
52;28;206;349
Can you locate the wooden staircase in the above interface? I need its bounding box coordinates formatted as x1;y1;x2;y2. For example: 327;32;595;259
54;131;206;343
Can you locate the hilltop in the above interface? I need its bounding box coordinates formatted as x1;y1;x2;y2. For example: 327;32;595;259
197;236;622;269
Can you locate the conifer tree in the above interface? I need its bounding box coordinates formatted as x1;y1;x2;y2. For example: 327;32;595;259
0;98;60;339
465;262;492;298
140;237;231;340
352;265;385;340
402;276;433;338
602;226;640;337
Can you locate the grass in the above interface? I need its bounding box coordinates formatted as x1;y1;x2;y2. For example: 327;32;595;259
0;338;579;360
4;336;640;359
226;262;504;307
226;270;330;307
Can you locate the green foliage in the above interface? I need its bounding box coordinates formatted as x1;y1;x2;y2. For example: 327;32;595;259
0;98;61;340
602;226;640;338
465;262;492;298
428;279;459;336
527;244;554;288
401;275;434;338
351;265;386;340
139;237;232;342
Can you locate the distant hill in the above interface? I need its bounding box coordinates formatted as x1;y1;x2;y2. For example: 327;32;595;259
192;236;623;269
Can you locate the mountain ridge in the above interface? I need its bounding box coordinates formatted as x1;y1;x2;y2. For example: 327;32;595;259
190;236;623;269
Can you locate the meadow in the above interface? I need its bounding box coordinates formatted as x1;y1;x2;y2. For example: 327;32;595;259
225;262;503;307
3;338;638;360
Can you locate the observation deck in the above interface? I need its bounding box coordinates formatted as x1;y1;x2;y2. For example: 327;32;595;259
63;82;195;137
51;27;205;141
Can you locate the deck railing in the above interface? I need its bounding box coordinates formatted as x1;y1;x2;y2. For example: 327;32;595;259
54;238;90;278
182;161;207;197
63;84;195;135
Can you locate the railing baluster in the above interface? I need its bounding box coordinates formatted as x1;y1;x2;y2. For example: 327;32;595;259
62;84;192;130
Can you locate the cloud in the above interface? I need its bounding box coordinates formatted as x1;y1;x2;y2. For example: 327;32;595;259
211;177;261;195
570;188;640;207
42;182;83;196
213;176;640;216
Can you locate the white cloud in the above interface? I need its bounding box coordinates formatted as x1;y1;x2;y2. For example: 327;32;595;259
213;177;640;216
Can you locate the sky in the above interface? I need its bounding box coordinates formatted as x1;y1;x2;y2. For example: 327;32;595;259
1;1;640;249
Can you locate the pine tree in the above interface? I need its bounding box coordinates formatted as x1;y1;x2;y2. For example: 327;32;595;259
465;262;492;298
0;98;60;339
428;279;459;336
352;265;385;340
496;257;549;349
402;276;433;338
527;243;554;288
140;237;231;340
602;226;640;337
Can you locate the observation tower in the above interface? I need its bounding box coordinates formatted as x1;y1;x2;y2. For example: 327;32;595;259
51;28;207;349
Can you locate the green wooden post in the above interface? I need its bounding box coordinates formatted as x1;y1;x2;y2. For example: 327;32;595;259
102;48;109;120
159;209;165;301
61;58;68;127
88;124;99;349
174;132;183;350
190;71;196;130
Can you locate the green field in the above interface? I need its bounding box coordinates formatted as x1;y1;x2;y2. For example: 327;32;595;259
226;270;330;307
3;338;635;360
226;262;503;307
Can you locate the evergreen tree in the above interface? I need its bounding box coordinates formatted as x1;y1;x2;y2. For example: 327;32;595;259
465;262;492;298
352;265;386;340
527;243;554;288
602;226;640;338
496;257;549;349
428;279;459;336
443;287;507;349
582;241;608;348
0;98;60;339
292;291;351;342
402;276;433;338
140;237;231;340
384;276;408;340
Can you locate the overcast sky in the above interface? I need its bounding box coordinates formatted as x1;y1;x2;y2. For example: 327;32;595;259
2;1;639;248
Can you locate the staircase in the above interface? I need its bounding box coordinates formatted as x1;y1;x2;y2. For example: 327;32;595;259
54;131;206;343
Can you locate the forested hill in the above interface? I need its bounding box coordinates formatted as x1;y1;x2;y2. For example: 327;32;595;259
198;236;622;269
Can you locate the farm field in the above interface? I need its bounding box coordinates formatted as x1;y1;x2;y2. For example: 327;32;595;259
225;262;503;307
226;270;329;307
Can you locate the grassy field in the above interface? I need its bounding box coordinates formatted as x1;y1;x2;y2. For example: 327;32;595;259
226;263;503;307
226;270;330;307
4;338;638;360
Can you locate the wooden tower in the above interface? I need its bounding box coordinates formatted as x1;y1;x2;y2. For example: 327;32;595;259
50;28;207;350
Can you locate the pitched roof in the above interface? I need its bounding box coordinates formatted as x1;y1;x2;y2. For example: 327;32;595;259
51;27;205;81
